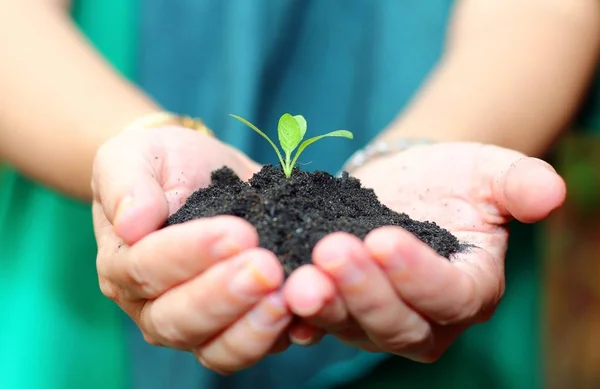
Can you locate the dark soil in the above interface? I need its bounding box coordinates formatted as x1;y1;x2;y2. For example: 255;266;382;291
165;165;463;276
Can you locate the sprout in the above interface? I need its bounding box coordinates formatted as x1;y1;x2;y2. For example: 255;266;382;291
230;113;353;178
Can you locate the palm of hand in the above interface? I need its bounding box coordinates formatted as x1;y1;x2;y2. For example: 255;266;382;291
353;142;517;267
94;127;297;374
142;127;259;217
284;141;565;360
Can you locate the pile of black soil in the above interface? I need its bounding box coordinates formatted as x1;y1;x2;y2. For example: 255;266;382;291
165;165;462;276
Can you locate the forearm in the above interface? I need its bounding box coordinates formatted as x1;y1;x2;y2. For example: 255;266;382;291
0;0;161;201
381;0;600;156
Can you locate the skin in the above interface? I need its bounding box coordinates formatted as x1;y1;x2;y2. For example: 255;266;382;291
0;0;160;201
381;0;600;156
92;127;289;373
284;145;566;359
2;0;599;374
283;0;600;353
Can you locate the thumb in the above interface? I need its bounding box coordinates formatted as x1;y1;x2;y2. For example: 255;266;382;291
494;157;566;224
92;136;169;245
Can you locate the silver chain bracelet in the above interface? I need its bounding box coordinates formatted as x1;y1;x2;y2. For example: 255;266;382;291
339;138;436;176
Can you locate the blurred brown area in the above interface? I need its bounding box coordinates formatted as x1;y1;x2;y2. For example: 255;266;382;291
543;133;600;389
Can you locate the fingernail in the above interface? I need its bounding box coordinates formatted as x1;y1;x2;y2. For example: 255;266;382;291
211;236;243;259
293;292;323;317
248;293;289;328
372;249;404;271
230;258;275;296
114;196;135;227
288;325;324;347
290;336;317;346
289;326;317;346
265;292;287;314
318;255;364;285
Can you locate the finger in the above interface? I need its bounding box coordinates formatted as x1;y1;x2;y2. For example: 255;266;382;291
493;157;566;223
140;248;284;349
284;266;370;348
268;333;292;354
284;265;349;330
312;232;433;352
195;292;292;374
287;320;326;347
92;134;168;244
365;226;502;325
105;215;258;300
284;265;338;317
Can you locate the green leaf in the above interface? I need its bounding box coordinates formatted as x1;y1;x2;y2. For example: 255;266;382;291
294;115;307;140
290;130;353;169
229;114;285;168
278;113;302;156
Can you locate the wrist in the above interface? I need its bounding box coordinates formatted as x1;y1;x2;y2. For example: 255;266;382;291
121;111;215;138
342;138;436;175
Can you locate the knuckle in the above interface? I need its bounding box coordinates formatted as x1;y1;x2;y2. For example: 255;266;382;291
127;252;157;297
147;307;187;347
410;324;432;345
477;291;502;323
473;274;504;324
195;354;218;372
185;284;230;322
458;275;480;317
220;335;258;367
98;279;119;301
142;331;162;347
381;320;431;352
473;266;505;323
490;274;506;307
437;275;480;325
195;351;237;376
350;294;387;319
463;271;504;325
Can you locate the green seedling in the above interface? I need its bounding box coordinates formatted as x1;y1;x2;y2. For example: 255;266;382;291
229;113;353;178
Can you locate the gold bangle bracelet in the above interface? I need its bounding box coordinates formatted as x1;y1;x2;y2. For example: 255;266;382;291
122;111;215;137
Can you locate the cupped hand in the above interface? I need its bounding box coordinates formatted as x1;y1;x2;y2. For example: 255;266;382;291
284;142;566;360
91;126;292;373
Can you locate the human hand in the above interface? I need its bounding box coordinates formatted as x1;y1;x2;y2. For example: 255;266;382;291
92;126;292;373
284;142;566;360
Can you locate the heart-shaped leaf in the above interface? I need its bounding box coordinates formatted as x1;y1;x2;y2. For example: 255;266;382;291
278;113;302;156
294;115;307;140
